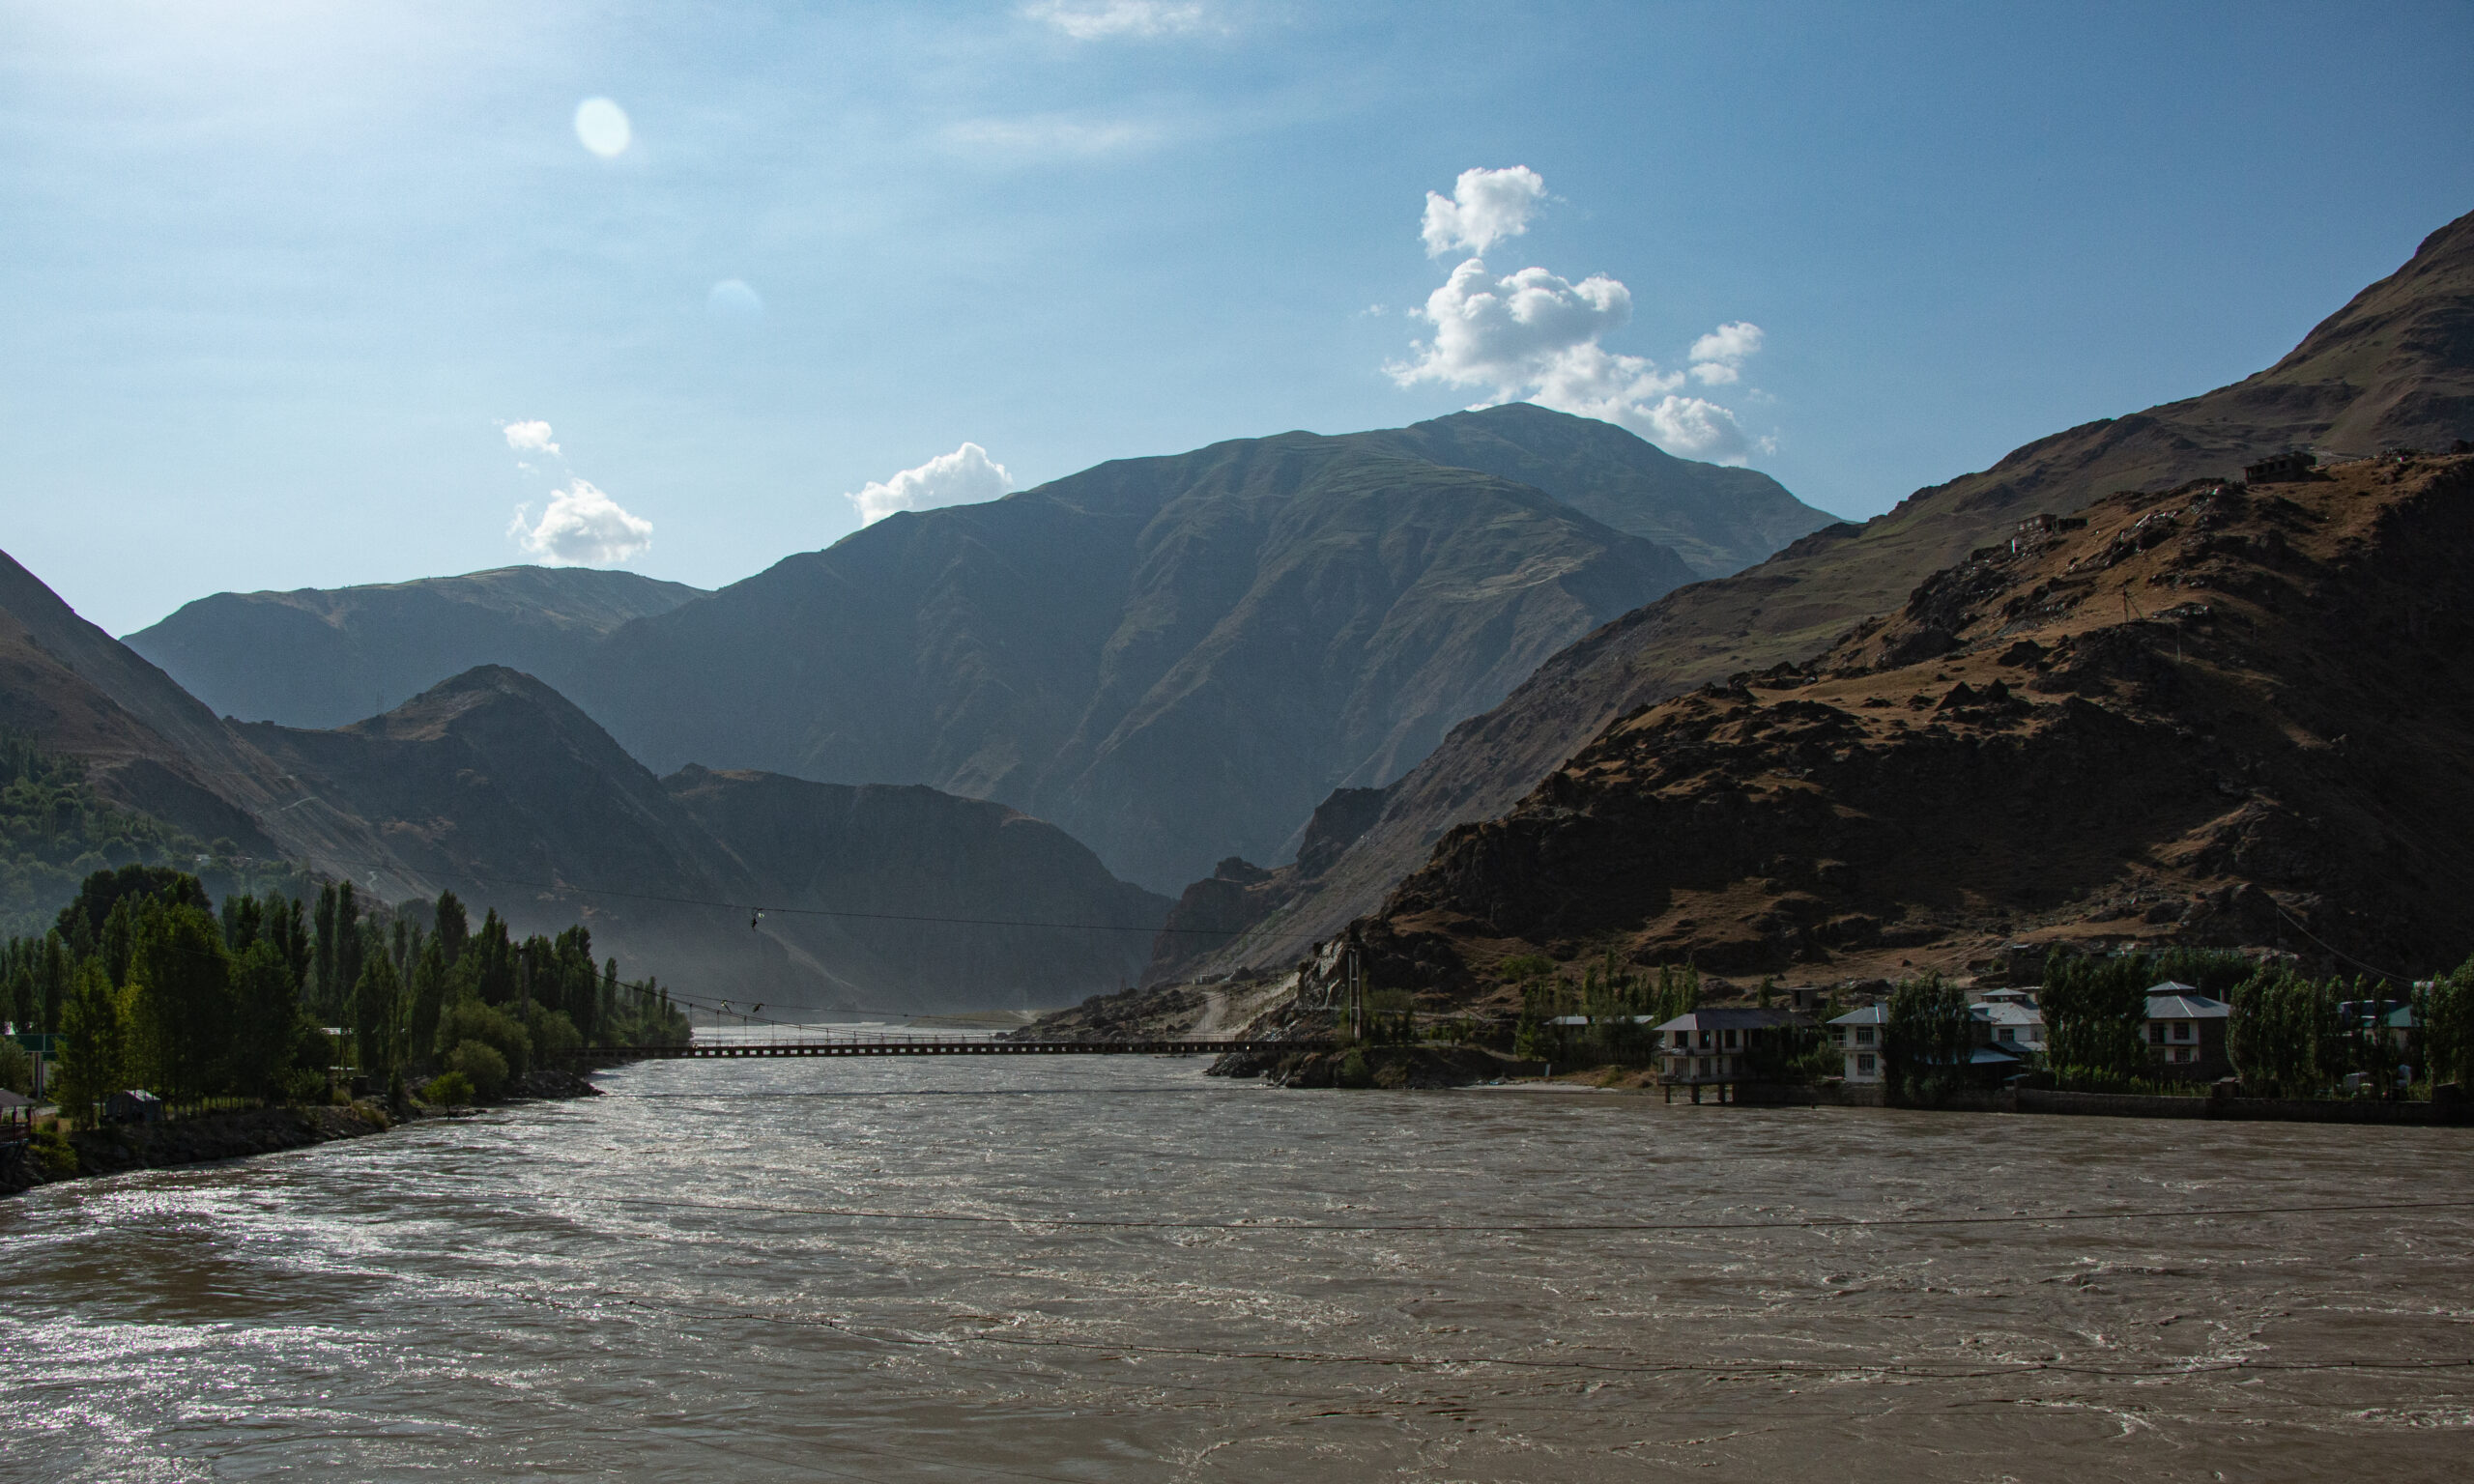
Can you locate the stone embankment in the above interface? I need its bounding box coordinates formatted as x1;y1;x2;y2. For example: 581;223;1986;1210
1;1070;603;1196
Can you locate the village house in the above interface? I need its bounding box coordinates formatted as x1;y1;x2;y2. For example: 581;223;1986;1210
1832;994;2040;1086
2144;983;2232;1078
1972;987;2045;1055
1829;1004;1886;1082
1652;1008;1812;1100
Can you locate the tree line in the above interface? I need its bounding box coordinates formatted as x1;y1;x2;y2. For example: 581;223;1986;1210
1878;948;2474;1101
2;864;688;1117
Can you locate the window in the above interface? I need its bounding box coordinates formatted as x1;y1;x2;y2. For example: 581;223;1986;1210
1699;1030;1712;1047
2170;1046;2189;1064
1697;1057;1711;1075
1856;1053;1877;1073
1856;1026;1876;1045
1997;1027;2015;1043
2150;1024;2167;1044
2172;1022;2193;1042
1723;1029;1740;1049
1674;1030;1690;1047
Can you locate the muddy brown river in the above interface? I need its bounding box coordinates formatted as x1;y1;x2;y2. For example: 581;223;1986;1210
4;1048;2468;1481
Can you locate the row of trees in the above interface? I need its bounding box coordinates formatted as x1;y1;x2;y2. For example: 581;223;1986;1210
4;864;688;1118
1510;954;1708;1063
1884;948;2474;1099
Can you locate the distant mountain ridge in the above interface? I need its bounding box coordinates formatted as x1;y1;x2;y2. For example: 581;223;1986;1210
1196;206;2474;977
128;566;705;728
566;414;1729;891
128;407;1829;893
0;557;1167;1012
1352;403;1827;578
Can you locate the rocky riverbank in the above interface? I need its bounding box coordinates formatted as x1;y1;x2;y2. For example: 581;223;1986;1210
1;1069;605;1196
1210;1042;1542;1088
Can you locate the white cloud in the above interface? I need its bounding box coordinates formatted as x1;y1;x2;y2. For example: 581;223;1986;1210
1420;166;1546;258
847;442;1014;527
1389;175;1771;466
1640;396;1756;462
508;479;653;565
1023;1;1209;39
1688;321;1765;385
502;419;560;456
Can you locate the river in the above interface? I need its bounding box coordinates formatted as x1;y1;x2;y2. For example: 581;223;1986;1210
4;1044;2469;1481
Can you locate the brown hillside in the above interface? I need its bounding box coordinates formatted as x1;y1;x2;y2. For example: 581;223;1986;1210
1214;209;2474;975
1351;453;2474;1008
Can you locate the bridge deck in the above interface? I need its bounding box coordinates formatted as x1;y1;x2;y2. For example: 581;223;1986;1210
574;1040;1316;1060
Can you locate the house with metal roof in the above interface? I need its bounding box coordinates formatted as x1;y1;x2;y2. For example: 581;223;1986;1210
1829;1004;1887;1083
1652;1008;1812;1100
2144;983;2233;1078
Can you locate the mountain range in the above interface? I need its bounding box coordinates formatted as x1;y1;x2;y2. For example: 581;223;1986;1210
131;406;1834;893
129;566;705;729
1;558;1165;1012
1186;207;2474;982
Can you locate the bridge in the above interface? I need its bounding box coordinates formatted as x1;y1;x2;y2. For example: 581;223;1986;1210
573;1038;1321;1060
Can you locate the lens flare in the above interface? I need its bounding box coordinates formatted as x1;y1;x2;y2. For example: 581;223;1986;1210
574;98;631;157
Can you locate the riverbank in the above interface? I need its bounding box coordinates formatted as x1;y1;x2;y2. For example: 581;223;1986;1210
1;1068;605;1196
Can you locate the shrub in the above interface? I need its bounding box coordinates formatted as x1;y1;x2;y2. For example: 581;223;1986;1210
446;1040;509;1101
0;1036;30;1096
523;1005;582;1064
437;999;530;1079
420;1070;475;1106
31;1121;77;1178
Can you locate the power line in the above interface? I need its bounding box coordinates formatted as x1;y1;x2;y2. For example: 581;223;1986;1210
2267;898;2421;985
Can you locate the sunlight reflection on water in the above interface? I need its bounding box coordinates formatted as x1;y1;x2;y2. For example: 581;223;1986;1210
4;1054;2469;1481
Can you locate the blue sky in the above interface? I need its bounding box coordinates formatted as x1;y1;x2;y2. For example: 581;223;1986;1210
4;1;2470;636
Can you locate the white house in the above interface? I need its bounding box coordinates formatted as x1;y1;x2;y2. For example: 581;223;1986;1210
1972;988;2045;1055
1829;1004;1886;1082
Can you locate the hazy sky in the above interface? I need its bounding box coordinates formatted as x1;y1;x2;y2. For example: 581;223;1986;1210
5;1;2471;635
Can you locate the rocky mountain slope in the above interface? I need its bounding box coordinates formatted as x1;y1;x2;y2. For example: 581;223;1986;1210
567;412;1737;892
240;668;1167;1011
126;566;705;728
1206;208;2474;976
1349;452;2474;1003
0;556;1165;1012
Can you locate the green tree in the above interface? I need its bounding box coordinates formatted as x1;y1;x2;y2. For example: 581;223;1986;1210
55;958;127;1122
354;952;402;1081
446;1040;509;1101
0;1035;32;1096
2042;953;2153;1085
2421;958;2474;1090
1883;972;1972;1104
433;889;471;965
125;899;238;1103
405;938;448;1073
231;938;306;1100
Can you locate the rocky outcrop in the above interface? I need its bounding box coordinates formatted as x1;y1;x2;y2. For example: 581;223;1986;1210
1140;785;1393;985
1352;454;2474;1001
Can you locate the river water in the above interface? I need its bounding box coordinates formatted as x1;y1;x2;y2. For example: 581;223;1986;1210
4;1045;2469;1482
